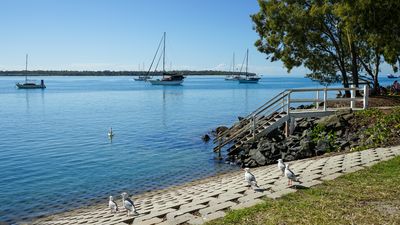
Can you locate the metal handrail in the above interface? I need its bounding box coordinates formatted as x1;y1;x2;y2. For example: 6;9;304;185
217;102;288;150
214;90;289;143
214;85;369;152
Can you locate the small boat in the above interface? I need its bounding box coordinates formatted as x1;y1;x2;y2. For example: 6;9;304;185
225;75;241;81
225;53;241;81
148;32;185;85
237;49;261;84
238;76;261;83
16;54;46;89
387;74;398;78
134;76;150;81
149;73;184;85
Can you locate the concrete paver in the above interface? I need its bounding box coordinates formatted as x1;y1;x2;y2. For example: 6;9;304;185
31;146;400;225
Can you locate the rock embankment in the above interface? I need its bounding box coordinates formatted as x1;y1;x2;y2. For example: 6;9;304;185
229;109;361;167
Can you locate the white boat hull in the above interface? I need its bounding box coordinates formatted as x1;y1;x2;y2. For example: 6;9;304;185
134;76;150;81
149;79;183;85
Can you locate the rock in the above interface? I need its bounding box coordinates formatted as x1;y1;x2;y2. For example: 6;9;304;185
257;140;273;153
337;140;350;150
202;134;210;142
300;139;311;152
215;126;229;135
335;108;352;116
335;129;343;137
238;116;245;121
315;139;329;155
342;113;353;121
316;114;345;130
298;120;312;129
250;149;267;165
284;154;295;161
301;129;312;139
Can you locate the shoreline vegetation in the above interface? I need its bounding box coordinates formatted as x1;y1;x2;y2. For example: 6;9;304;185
0;70;257;77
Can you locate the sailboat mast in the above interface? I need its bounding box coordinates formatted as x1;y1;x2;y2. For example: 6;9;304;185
25;54;28;83
163;32;166;75
245;49;249;77
233;52;235;75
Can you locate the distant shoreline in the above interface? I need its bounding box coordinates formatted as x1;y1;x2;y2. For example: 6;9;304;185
0;70;257;77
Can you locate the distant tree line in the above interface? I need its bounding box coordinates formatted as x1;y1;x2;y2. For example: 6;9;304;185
0;70;256;76
252;0;400;95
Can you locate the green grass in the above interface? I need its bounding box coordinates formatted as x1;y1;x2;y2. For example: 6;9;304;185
206;156;400;225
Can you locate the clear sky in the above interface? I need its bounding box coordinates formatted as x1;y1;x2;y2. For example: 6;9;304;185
0;0;393;76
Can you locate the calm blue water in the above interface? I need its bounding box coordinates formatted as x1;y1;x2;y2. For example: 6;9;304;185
0;75;395;224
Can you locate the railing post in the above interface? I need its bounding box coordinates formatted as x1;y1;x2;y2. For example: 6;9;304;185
285;92;291;137
350;85;355;109
323;88;327;111
316;90;320;110
281;92;285;113
252;115;256;139
217;138;222;160
363;85;369;109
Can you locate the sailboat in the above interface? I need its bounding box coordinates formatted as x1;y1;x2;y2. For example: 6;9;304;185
225;53;241;81
134;63;150;81
237;49;261;84
148;32;185;85
16;54;46;89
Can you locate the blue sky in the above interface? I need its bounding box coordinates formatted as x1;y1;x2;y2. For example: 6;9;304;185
0;0;393;76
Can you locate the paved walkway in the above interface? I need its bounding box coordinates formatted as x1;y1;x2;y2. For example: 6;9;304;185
32;146;400;225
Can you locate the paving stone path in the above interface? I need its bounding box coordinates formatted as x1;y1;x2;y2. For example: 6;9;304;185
32;146;400;225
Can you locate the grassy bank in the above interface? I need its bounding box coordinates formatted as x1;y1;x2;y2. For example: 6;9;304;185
207;156;400;225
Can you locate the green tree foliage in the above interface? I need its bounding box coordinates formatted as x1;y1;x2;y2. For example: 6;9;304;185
252;0;400;93
251;0;352;92
336;0;400;93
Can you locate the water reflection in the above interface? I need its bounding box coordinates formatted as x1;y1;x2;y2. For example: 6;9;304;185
23;89;46;113
161;86;183;127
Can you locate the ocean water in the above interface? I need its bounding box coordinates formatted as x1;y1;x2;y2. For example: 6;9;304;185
0;75;395;224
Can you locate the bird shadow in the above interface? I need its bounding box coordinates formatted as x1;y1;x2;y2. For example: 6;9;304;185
290;184;309;190
254;187;268;192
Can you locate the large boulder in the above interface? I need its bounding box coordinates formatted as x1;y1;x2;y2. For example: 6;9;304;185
316;114;346;130
315;139;329;155
249;149;267;165
202;134;210;142
215;126;228;135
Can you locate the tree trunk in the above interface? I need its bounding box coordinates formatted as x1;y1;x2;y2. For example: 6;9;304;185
351;41;359;88
340;70;351;97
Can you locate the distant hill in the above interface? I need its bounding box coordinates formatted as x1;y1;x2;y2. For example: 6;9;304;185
0;70;257;76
